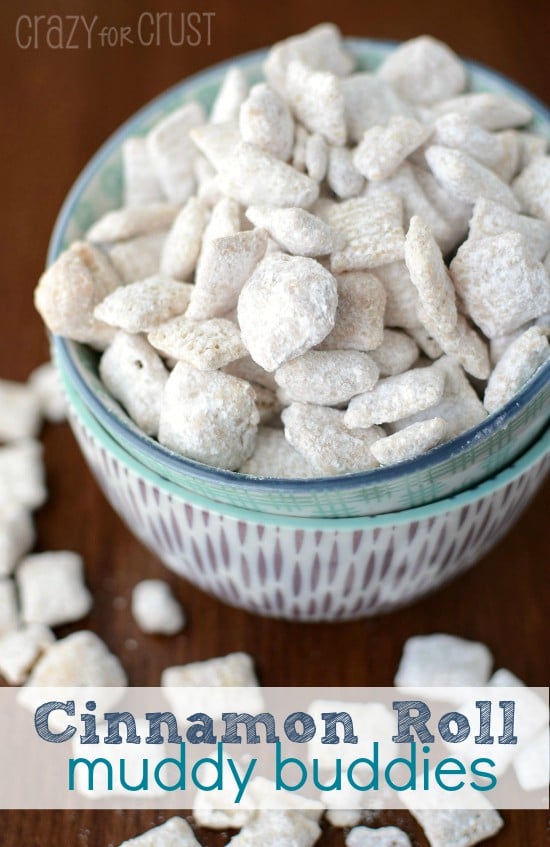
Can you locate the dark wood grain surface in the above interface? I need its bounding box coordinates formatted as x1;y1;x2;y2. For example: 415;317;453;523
1;1;548;845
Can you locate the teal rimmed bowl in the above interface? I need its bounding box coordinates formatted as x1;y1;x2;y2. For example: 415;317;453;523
50;39;550;519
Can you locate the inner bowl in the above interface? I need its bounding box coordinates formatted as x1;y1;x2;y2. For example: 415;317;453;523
50;39;550;519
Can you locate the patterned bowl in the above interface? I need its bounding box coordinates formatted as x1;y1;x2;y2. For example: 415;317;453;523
57;349;550;622
50;39;550;519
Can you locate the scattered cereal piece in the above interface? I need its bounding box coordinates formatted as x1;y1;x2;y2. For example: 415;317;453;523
326;146;365;198
147;102;205;202
286;59;346;146
326;809;363;829
450;231;550;337
513;727;549;792
404;216;458;334
282;404;383;475
158;362;259;470
109;231;167;284
468;197;550;260
369;329;419;376
35;241;120;348
86;203;179;244
0;623;54;685
484;326;549;413
370;417;447;465
188;228;268;319
28;362;66;423
239;83;295;161
17;551;92;628
276;350;379;405
341;73;413;143
0;378;42;441
239;427;315;478
346;825;412;847
122;137;165;206
160;197;208;280
0;440;47;511
131;579;185;636
410;809;503;847
325;195;406;272
0;505;34;577
25;630;127;688
148;317;247;370
228;810;322;847
190;120;242;170
345;367;445;428
99;332;169;436
322;271;386;351
0;578;18;636
513;155;550;221
378;35;466;105
353;116;431;181
94;276;192;334
432;91;532;130
245;206;342;257
210;66;249;124
162;651;258;687
238;252;338;371
394;633;493;687
117;817;202;847
425;145;520;210
305;133;328;181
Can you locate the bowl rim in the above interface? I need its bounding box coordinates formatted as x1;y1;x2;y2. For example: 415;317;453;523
50;38;550;494
59;350;550;530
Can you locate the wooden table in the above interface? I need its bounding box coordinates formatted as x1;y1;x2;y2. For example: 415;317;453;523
1;1;548;844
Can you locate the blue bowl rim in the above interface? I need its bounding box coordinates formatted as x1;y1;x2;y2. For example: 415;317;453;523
50;37;550;495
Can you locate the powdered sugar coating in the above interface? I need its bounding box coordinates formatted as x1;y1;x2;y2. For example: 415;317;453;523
160;197;208;280
86;203;178;243
425;145;520;210
432;91;532;130
345;367;445;428
286;60;346;146
353;116;431;181
148;317;247;370
410;809;503;847
468;197;550;260
109;231;166;284
239;427;316;478
377;35;466;106
370;417;448;465
210;66;249;125
346;825;412;847
239;82;294;161
147;102;205;203
322;271;386;351
369;329;419;376
246;206;342;257
325;195;406;272
513;155;550;221
326;146;365;198
94;276;192;333
484;326;549;413
275;350;379;405
17;551;92;628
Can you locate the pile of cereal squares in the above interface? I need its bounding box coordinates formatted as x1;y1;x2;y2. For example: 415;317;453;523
35;25;550;477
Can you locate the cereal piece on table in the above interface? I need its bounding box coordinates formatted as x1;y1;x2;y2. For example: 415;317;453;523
99;332;169;436
24;630;127;687
0;579;18;635
305;133;328;181
282;404;383;475
224;355;278;391
117;817;202;847
94;276;192;334
322;271;386;351
34;241;120;349
109;231;167;284
431;113;509;173
0;506;34;577
513;727;549;792
369;329;419;376
190;120;242;170
370;417;448;466
341;73;413;143
239;83;295;161
28;363;66;423
238;253;338;371
285;59;346;147
187;228;268;319
394;633;493;687
346;825;412;847
376;262;421;330
193;755;256;830
425;145;520;210
228;810;322;847
292;124;309;172
252;384;282;424
263;23;354;97
0;440;47;511
162;651;258;687
160;197;208;280
516;131;547;169
345;367;445;428
86;203;179;243
407;326;443;359
324;195;406;272
275;350;379;405
131;579;185;636
432;91;532;130
17;551;92;628
0;623;54;685
410;809;503;847
484;326;549;413
326;809;363;829
239;427;315;478
326;146;365;198
353;116;431;181
513;155;550;221
377;35;466;105
468;197;550;260
147;101;205;203
148;317;247;370
404;216;458;334
210;66;248;124
122;137;165;206
413;166;472;253
0;379;42;441
450;231;550;337
245;206;342;257
158;362;259;470
217;141;319;208
202;197;241;242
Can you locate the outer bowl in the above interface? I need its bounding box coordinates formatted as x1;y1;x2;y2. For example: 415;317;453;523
57;348;550;622
50;39;550;519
